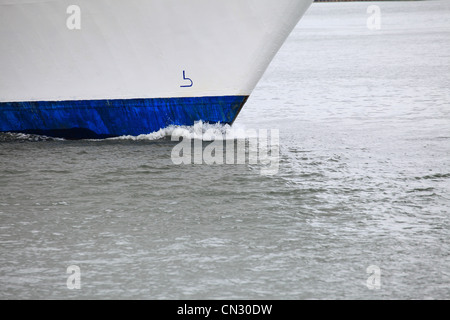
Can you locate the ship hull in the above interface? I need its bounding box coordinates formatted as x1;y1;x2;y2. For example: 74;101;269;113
0;0;312;138
1;96;248;139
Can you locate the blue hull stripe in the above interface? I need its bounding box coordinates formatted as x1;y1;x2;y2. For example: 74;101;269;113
0;95;248;139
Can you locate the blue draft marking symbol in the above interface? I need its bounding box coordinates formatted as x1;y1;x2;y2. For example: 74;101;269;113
180;70;193;88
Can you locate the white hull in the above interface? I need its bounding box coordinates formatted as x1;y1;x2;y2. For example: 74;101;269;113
0;0;312;102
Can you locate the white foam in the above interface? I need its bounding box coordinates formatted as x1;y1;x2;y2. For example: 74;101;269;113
0;122;255;142
0;132;63;142
110;121;254;142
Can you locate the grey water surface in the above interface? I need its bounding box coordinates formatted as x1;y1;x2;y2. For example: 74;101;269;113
1;1;449;299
